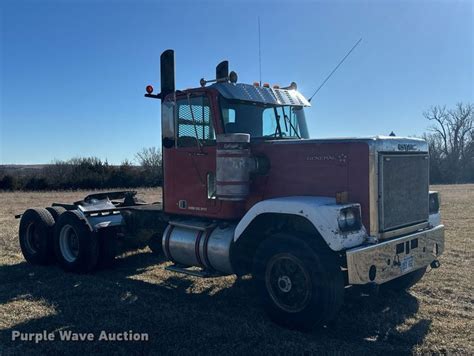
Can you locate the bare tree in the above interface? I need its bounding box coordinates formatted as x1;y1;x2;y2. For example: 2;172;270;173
135;147;163;186
424;103;473;183
135;147;162;169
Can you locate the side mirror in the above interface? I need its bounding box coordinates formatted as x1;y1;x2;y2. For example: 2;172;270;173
161;101;176;149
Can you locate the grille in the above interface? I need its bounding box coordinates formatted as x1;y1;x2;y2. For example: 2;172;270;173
379;154;429;232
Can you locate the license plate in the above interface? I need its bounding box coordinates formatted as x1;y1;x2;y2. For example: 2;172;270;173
400;255;414;273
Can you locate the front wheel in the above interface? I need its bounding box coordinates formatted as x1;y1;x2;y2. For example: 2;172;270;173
253;235;344;330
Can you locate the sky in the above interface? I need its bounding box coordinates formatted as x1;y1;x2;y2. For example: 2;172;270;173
1;0;473;164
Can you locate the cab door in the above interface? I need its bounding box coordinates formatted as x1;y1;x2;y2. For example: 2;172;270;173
163;93;220;216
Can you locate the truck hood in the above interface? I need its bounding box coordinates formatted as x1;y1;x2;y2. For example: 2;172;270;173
259;136;429;153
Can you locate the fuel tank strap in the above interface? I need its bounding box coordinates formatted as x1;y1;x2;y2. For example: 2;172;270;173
164;225;175;262
202;226;217;270
194;231;205;268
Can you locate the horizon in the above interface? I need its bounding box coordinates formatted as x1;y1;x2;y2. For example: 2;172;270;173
1;0;473;165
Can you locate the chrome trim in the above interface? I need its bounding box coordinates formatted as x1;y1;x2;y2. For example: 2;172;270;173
368;139;378;236
346;224;444;285
378;222;429;240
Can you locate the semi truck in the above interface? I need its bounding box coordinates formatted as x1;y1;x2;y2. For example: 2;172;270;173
17;49;444;329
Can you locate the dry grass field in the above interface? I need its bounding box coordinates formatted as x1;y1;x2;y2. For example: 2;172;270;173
0;185;472;355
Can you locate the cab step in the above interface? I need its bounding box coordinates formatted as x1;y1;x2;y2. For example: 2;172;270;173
165;265;222;278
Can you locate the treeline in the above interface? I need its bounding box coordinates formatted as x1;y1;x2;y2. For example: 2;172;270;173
0;148;163;191
424;103;473;184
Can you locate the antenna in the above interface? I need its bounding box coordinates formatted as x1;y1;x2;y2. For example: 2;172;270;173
258;17;262;86
308;38;362;102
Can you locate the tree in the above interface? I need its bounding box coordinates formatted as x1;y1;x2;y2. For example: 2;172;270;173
135;147;162;168
424;103;473;183
0;175;16;191
135;147;163;186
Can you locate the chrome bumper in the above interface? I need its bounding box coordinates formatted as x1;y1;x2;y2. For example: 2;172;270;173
346;224;445;285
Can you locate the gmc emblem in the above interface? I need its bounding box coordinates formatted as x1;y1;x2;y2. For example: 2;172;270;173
398;144;417;151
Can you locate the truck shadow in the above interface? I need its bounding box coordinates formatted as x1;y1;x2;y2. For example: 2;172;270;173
0;252;431;355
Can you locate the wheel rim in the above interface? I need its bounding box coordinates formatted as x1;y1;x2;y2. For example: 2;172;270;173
59;224;80;263
25;222;41;254
265;253;312;313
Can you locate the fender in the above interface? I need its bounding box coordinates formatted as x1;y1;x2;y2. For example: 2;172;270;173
234;196;368;251
76;209;124;232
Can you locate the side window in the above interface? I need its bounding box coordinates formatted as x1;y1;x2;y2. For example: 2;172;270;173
222;107;236;124
222;107;236;133
262;108;278;137
177;96;215;147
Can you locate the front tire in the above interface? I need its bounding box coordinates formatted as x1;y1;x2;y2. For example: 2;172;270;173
253;235;344;330
54;211;99;273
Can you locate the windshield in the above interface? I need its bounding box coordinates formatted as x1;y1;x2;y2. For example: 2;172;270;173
220;97;309;139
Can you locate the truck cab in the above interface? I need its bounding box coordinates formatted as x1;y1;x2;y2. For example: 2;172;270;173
160;82;311;219
147;50;444;327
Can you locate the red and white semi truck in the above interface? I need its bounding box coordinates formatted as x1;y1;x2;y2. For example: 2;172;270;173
18;50;444;329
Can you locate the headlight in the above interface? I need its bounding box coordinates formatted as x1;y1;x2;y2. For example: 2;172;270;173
338;207;362;232
429;191;440;214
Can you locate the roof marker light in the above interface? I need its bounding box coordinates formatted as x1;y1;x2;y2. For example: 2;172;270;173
263;83;270;88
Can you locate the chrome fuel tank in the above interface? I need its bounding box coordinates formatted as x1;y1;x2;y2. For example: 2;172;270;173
162;220;235;275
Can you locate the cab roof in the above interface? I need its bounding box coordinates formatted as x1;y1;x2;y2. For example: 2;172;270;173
211;82;311;107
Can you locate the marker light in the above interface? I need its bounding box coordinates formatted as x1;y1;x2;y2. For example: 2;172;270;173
273;84;280;89
253;82;260;87
146;85;154;94
263;83;270;88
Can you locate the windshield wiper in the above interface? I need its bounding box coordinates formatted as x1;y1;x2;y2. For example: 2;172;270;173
273;107;283;138
281;107;289;132
283;114;301;139
281;106;301;139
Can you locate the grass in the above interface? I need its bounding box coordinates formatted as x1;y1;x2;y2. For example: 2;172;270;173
0;186;472;355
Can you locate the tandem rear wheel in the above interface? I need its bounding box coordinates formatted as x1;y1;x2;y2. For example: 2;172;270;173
19;208;56;265
54;210;100;273
20;206;119;273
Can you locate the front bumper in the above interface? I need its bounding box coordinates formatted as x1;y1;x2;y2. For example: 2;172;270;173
346;224;445;285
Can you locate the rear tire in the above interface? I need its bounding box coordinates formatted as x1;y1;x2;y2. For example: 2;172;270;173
54;211;99;273
382;267;426;292
19;208;55;265
253;234;344;330
46;206;67;222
